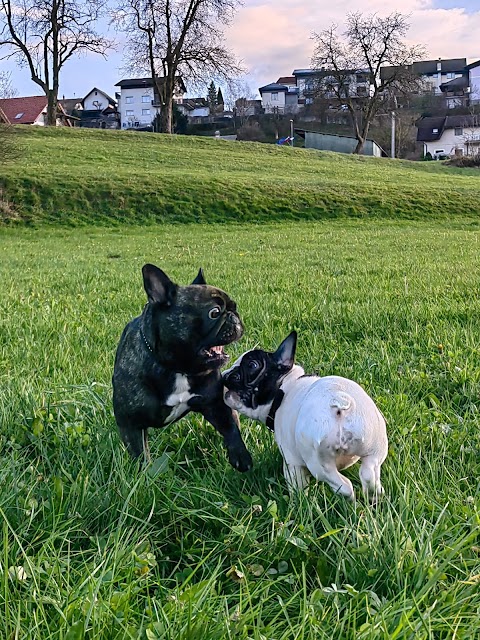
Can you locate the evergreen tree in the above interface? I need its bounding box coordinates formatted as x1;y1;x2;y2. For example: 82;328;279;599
207;81;217;112
216;87;224;110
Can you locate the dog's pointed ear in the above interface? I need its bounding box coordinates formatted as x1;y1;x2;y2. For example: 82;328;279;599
273;331;297;371
142;264;177;306
191;268;206;285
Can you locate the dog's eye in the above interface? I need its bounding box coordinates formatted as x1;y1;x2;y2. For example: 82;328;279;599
248;361;259;370
209;306;221;319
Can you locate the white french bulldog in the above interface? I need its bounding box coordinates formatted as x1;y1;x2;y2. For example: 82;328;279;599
223;331;388;501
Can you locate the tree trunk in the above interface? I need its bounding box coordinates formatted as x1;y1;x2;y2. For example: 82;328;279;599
46;90;58;126
353;137;365;154
157;78;175;134
160;101;173;133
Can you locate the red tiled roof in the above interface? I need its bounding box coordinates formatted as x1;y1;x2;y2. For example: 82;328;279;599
277;76;296;85
0;95;47;124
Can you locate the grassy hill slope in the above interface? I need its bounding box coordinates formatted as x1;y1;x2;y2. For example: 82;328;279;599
1;126;479;225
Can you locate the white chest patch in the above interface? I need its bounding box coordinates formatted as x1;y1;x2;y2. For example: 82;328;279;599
164;374;196;425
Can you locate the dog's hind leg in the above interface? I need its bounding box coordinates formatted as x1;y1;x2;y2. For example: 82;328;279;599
359;456;384;501
306;458;355;501
283;462;310;493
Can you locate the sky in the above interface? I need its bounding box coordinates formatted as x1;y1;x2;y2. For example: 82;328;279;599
2;0;480;102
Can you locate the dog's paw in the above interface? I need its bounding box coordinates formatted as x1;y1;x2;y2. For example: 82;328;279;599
227;445;253;472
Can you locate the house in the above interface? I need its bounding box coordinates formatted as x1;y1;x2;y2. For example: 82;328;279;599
115;76;186;130
439;74;469;109
381;58;467;95
60;88;120;129
177;97;209;120
0;95;74;126
234;98;262;118
295;128;386;157
293;68;370;104
292;69;318;105
277;76;297;89
259;69;371;113
258;81;299;114
416;115;480;157
466;59;480;103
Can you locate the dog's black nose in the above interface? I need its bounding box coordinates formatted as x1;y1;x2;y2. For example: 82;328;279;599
224;370;241;388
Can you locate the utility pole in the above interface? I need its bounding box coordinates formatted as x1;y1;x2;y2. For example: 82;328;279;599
391;111;396;158
290;119;294;147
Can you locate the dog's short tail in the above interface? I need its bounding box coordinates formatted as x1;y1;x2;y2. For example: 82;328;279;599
331;391;353;415
331;392;355;452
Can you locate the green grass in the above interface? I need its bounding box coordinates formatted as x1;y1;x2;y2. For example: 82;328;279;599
1;220;479;639
1;126;480;226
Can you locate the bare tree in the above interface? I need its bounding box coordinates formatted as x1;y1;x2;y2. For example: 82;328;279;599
312;12;425;154
0;68;16;98
0;69;17;164
460;112;480;157
0;0;112;125
112;0;243;134
224;80;257;126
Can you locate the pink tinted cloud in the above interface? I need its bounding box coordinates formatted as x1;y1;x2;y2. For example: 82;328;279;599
226;0;480;96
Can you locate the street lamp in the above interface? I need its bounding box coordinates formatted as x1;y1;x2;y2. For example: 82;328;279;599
290;119;294;147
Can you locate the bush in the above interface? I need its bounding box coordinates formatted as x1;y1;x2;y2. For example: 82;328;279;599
187;121;231;136
445;154;480;168
0;123;18;164
236;122;268;142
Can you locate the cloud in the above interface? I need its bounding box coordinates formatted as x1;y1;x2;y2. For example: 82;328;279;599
5;0;480;100
226;0;480;96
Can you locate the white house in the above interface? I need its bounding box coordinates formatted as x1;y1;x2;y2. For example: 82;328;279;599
82;88;116;112
467;59;480;103
115;77;186;130
259;69;371;113
380;58;467;103
416;115;480;158
61;87;119;128
416;59;466;94
177;97;210;120
258;81;299;114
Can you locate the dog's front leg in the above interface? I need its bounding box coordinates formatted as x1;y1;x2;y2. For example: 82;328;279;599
200;403;253;472
118;423;151;464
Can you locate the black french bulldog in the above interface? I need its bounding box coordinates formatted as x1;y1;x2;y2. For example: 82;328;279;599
112;264;253;472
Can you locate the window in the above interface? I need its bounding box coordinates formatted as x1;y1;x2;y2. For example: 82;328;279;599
432;128;438;133
271;92;278;101
125;96;134;104
142;108;151;116
125;110;134;116
446;72;455;79
454;127;463;136
14;112;24;119
142;95;150;103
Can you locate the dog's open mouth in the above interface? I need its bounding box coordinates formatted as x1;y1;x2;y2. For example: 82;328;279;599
201;345;229;361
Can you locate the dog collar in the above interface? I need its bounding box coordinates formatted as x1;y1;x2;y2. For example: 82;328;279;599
265;389;285;432
140;326;155;356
